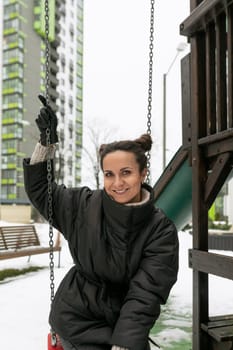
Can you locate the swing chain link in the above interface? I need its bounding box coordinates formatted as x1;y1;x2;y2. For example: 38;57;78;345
45;0;55;305
146;0;155;184
45;0;50;103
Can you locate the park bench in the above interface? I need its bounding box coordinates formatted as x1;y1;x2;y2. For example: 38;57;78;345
0;225;61;267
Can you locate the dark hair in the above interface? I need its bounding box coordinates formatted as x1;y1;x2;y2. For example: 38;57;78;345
99;134;152;172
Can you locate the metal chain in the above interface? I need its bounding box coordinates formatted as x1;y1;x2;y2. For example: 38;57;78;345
146;0;155;184
44;0;55;306
45;0;50;103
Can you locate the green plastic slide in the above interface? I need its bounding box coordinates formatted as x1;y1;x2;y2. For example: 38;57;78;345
153;148;192;231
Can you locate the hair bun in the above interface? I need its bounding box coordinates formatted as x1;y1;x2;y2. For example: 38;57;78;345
99;143;107;155
134;134;152;152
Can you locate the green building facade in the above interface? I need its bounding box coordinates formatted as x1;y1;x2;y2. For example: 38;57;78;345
0;0;83;209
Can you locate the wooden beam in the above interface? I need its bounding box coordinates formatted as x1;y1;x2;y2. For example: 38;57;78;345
190;32;209;349
205;152;232;207
198;128;233;145
197;128;233;158
206;137;233;158
189;249;233;279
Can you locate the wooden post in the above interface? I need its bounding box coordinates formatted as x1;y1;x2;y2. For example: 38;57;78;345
190;30;209;349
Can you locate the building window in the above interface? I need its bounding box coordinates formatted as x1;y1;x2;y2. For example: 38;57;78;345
2;139;17;154
2;109;23;124
3;63;23;79
3;78;23;94
2;169;17;182
3;33;24;49
2;125;23;139
3;48;23;64
1;184;17;199
2;94;23;109
2;154;16;165
4;18;20;31
4;3;19;17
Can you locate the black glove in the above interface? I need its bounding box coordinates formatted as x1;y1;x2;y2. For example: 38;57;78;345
36;95;58;146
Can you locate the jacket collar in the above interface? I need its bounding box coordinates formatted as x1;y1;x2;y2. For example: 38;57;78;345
102;183;155;234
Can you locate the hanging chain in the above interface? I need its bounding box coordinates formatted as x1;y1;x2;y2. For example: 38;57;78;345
44;0;55;306
146;0;155;184
45;0;50;103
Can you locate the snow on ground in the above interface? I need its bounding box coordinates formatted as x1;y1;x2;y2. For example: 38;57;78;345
0;222;233;350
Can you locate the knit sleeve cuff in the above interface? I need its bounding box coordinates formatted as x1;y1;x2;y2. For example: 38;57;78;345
111;346;129;350
30;142;56;165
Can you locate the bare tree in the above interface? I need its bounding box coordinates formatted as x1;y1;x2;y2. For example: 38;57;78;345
82;119;117;189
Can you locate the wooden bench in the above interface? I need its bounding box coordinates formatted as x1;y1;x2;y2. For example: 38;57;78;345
0;225;61;267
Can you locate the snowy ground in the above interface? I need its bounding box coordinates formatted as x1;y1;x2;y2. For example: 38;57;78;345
0;222;233;350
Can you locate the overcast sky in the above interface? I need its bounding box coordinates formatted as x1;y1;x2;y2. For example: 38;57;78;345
82;0;190;182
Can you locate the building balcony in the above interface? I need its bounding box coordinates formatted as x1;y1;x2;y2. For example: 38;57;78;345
2;102;23;111
51;38;61;49
50;48;59;62
49;74;59;87
49;60;59;75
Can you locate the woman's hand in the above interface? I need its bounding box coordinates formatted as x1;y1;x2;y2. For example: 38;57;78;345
36;95;58;146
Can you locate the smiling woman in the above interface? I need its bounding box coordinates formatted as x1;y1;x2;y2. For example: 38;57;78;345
24;102;179;350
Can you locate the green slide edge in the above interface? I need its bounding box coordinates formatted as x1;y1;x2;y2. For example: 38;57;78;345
154;155;192;231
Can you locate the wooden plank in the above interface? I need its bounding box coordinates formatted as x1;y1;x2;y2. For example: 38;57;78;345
1;225;35;231
206;22;216;135
180;0;233;36
198;128;233;145
189;249;233;279
0;235;40;250
203;318;233;329
181;54;192;148
202;324;233;341
203;137;233;158
216;12;227;132
0;245;61;260
208;325;233;341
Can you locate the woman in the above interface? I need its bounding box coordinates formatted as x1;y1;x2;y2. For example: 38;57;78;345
23;100;179;350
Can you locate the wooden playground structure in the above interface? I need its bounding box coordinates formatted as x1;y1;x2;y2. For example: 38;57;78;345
181;0;233;349
153;0;233;348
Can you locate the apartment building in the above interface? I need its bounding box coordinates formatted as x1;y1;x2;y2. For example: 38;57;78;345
55;0;83;187
0;0;83;218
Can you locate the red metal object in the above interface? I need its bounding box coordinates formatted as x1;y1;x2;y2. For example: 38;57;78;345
48;333;64;350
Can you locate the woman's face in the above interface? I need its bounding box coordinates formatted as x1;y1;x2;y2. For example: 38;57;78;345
102;150;147;204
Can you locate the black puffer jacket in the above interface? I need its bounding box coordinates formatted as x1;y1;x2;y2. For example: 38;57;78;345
23;159;179;350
